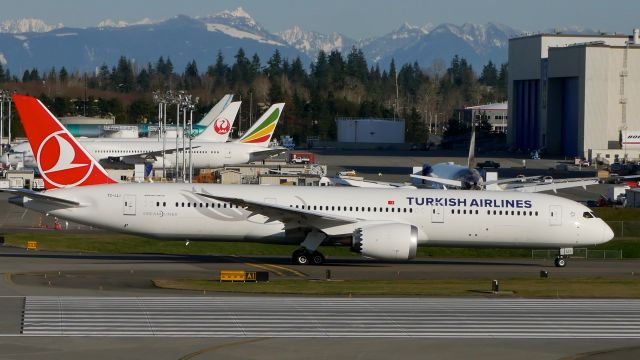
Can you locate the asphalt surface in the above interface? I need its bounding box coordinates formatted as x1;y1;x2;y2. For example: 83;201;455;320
0;245;640;359
0;151;633;359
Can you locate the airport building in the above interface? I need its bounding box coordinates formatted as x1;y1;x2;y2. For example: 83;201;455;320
508;29;640;160
336;118;405;143
462;102;508;133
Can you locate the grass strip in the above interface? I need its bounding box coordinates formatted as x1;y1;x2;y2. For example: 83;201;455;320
4;232;640;258
153;278;640;298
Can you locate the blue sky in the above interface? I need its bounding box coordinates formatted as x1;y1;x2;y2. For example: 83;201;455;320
2;0;639;38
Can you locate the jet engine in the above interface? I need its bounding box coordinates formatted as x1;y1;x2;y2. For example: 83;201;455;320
351;223;418;260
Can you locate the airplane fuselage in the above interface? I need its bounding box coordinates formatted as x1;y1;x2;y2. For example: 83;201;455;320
19;184;612;249
5;140;272;169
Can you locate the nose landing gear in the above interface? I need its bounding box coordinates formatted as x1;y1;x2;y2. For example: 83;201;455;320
554;248;573;267
554;257;567;267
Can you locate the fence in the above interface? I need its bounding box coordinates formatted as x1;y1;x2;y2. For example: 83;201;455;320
531;248;623;260
605;221;640;239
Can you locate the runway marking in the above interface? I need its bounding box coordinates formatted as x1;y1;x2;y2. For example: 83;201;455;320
16;297;640;338
228;255;306;277
177;338;267;360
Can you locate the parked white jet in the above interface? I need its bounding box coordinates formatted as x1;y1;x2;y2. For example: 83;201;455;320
3;99;284;170
4;94;614;267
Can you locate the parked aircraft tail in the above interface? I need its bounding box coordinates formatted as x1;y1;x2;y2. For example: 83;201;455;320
197;94;233;126
237;103;285;146
11;95;116;190
194;101;241;141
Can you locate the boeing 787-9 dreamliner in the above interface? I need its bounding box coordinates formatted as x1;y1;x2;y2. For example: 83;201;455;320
5;95;614;267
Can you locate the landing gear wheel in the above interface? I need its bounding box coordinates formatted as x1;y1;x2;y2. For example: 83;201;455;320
292;249;309;265
554;257;567;267
310;251;325;265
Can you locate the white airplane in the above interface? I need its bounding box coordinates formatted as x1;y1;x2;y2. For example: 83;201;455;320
197;94;233;127
3;94;614;268
2;100;284;170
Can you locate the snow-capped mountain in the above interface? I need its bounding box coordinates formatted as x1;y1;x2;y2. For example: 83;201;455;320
278;26;355;58
0;8;598;74
370;22;519;70
197;7;284;46
0;18;63;33
0;8;303;72
359;22;433;63
97;18;155;28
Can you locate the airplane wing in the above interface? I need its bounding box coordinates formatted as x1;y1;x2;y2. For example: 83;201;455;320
248;148;287;162
483;176;542;186
195;191;359;229
506;178;599;193
410;174;463;188
333;176;416;189
1;188;82;207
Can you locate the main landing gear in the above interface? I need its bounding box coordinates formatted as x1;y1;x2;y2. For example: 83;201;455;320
292;231;326;265
292;249;325;265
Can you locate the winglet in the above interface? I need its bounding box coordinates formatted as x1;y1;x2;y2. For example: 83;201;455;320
237;103;284;146
12;95;116;190
195;101;241;141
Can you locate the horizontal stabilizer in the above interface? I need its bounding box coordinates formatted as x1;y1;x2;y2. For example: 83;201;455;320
2;188;81;207
410;174;463;188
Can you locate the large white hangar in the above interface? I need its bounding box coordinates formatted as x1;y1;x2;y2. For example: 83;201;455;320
336;117;405;143
508;30;640;160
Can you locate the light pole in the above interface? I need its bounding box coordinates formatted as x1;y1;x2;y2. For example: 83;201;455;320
0;90;5;156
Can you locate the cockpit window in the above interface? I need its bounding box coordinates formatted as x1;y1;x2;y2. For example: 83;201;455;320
583;212;594;219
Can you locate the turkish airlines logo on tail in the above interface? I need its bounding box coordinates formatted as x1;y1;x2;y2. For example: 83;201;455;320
37;130;94;188
213;117;231;135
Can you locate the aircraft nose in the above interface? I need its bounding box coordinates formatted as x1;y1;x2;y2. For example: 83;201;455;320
602;223;615;243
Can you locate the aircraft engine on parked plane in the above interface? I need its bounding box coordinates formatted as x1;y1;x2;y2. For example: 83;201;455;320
351;223;418;260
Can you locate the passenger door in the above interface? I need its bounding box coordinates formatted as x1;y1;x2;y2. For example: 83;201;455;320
549;205;561;226
123;194;137;216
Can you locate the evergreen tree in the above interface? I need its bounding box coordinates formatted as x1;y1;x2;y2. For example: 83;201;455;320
479;61;498;86
0;63;5;83
346;47;368;81
137;68;151;91
289;57;306;84
113;56;134;92
58;67;68;83
266;49;282;78
183;60;200;89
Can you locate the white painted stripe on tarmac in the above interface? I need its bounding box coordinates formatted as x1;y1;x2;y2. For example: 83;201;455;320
20;296;640;338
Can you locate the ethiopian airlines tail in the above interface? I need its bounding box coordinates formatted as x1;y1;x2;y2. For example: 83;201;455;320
197;94;233;126
194;101;241;141
237;103;285;146
12;95;116;190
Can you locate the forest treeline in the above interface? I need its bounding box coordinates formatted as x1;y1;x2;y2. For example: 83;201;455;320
0;47;507;143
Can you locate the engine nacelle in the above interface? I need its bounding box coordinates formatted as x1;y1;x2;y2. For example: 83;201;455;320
351;223;418;260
